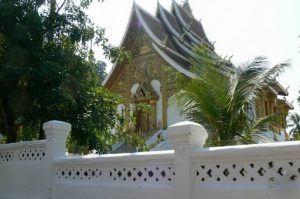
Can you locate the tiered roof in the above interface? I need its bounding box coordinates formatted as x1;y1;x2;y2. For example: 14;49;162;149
103;0;291;107
104;0;213;84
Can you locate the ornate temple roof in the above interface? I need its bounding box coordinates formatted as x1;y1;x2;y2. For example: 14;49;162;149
103;0;290;106
103;0;210;86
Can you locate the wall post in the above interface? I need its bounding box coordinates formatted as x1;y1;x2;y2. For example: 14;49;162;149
43;120;71;199
168;121;208;199
43;120;71;159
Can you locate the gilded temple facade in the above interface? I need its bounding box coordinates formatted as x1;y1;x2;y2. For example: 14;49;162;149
103;1;293;142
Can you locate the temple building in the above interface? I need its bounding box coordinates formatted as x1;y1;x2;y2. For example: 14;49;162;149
103;0;293;149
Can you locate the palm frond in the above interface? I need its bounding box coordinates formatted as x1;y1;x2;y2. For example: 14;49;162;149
176;45;288;146
229;58;288;117
246;112;285;134
287;113;300;138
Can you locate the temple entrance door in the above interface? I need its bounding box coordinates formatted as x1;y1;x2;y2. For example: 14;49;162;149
135;106;150;137
132;82;158;138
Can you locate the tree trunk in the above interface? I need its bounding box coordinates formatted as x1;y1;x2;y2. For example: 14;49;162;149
6;125;19;143
0;98;9;134
48;0;57;41
0;98;19;143
38;122;46;140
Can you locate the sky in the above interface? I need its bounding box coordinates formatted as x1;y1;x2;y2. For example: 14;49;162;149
87;0;300;113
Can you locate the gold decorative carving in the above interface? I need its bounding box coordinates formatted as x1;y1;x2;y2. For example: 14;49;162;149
128;59;163;87
109;44;183;131
132;81;159;103
132;81;158;136
131;31;152;56
110;67;126;96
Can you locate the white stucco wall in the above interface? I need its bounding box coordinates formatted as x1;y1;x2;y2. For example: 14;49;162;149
2;120;300;199
151;80;162;128
0;141;47;199
52;151;174;199
167;95;186;127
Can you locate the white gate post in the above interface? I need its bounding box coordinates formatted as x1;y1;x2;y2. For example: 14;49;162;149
168;121;208;199
43;120;71;199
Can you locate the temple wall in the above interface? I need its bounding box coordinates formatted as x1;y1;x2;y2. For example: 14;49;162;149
1;120;300;199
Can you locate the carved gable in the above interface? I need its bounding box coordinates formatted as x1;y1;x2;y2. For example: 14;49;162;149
132;81;159;103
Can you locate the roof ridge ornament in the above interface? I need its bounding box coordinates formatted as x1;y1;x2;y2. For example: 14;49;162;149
212;41;216;47
181;0;192;14
156;0;160;6
286;85;289;92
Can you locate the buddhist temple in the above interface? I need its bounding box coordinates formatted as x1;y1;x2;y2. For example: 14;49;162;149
103;0;293;150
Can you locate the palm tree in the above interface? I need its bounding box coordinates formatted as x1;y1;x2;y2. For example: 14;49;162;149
288;113;300;140
177;46;289;146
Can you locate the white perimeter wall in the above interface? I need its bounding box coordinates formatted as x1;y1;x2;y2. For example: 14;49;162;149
1;121;300;199
190;141;300;199
51;151;174;199
0;140;47;199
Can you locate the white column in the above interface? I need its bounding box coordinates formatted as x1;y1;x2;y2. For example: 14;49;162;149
168;121;208;199
43;120;71;158
42;120;71;199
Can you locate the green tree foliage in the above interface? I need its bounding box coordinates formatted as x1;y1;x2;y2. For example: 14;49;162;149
288;89;300;140
0;0;123;150
298;89;300;105
114;103;152;151
96;61;107;81
288;113;300;140
177;45;289;146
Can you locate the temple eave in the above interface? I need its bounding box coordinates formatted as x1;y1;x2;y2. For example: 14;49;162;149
278;99;294;110
270;81;288;96
152;42;194;78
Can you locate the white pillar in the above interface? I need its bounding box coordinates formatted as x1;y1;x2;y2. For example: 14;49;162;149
42;120;71;199
43;120;71;158
168;121;208;199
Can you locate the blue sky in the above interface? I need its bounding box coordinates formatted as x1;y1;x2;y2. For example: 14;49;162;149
87;0;300;113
